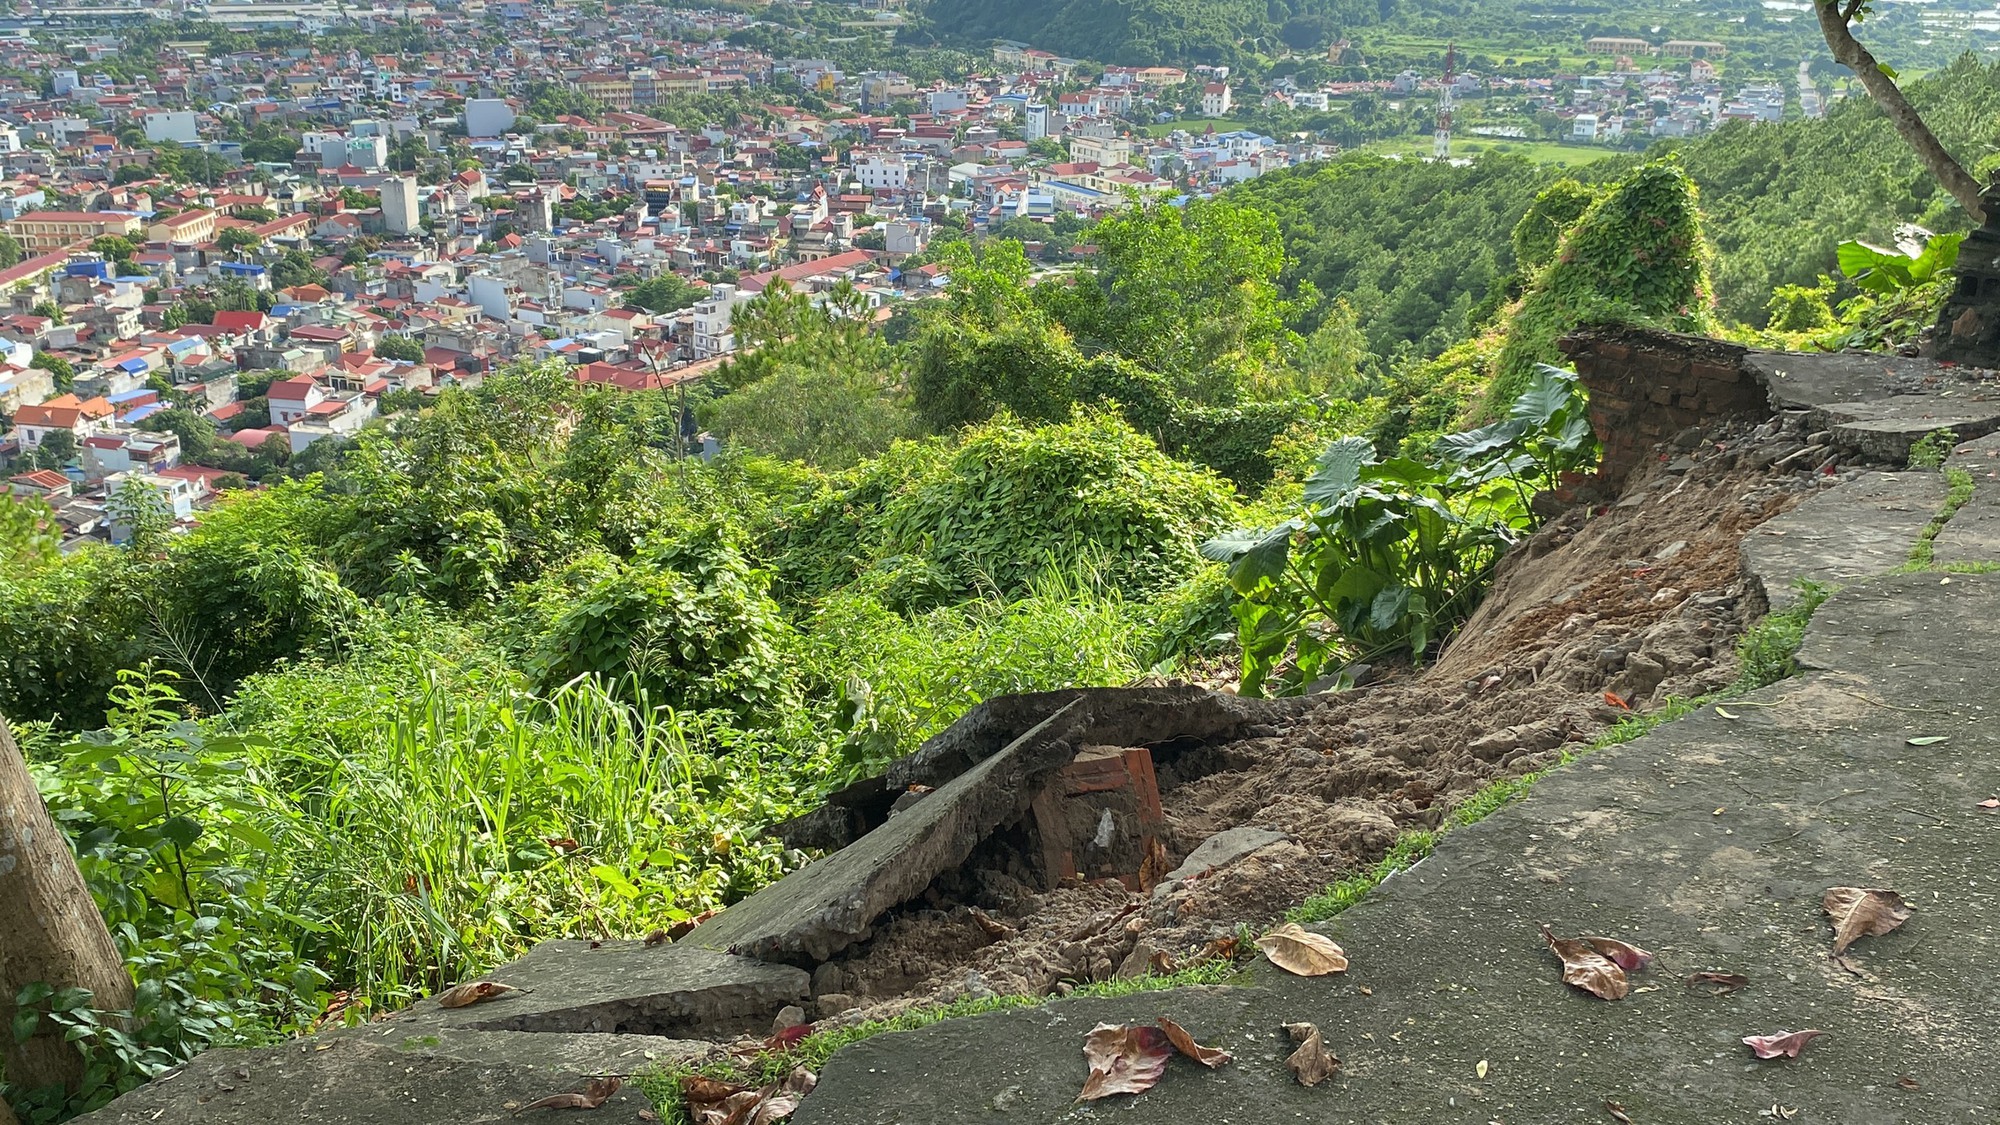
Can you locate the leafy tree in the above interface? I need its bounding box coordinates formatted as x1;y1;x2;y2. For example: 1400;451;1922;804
271;250;328;291
624;274;701;313
704;364;915;469
138;408;219;461
161;303;189;330
31;429;78;470
216;227;262;252
0;495;59;572
108;476;174;549
1813;0;1982;219
1511;180;1605;274
0;231;22;269
1037;196;1309;400
30;301;63;325
90;235;136;261
30;352;74;394
374;334;426;363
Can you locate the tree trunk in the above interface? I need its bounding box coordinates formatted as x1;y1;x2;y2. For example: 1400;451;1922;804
0;715;134;1096
1816;1;1985;221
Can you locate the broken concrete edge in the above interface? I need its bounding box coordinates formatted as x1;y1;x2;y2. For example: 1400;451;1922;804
1737;471;1950;612
690;699;1093;964
775;686;1290;852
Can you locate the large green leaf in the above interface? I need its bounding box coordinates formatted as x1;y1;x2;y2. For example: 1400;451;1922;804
1509;364;1581;428
1201;521;1301;594
1303;436;1376;506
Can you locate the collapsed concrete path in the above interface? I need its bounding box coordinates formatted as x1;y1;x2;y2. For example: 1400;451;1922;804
794;570;2000;1124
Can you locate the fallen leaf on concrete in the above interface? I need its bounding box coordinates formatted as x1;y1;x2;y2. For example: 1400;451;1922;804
1823;887;1912;955
1758;1104;1800;1119
520;1076;621;1112
1978;798;1999;810
1604;1100;1633;1124
1905;736;1948;746
1581;935;1653;973
763;1023;813;1051
1283;1022;1339;1087
1156;1017;1231;1068
1542;926;1630;1000
1255;923;1349;976
1603;690;1631;710
1076;1023;1172;1101
436;980;519;1008
1896;1075;1920;1091
1475;1059;1489;1079
1683;971;1748;994
1149;950;1178;974
1743;1030;1826;1059
683;1071;815;1125
1714;706;1738;720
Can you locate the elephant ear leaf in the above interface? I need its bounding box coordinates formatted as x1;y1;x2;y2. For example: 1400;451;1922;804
1201;521;1300;594
1304;436;1376;506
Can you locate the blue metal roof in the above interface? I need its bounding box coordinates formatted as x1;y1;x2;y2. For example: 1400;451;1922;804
116;358;148;374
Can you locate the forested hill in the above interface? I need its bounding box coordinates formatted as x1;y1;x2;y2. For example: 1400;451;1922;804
1223;55;1998;360
918;0;1976;71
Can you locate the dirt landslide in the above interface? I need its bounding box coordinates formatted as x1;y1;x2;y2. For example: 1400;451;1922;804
805;416;1869;1024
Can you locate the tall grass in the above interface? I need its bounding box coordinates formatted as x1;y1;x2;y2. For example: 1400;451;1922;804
255;676;810;1008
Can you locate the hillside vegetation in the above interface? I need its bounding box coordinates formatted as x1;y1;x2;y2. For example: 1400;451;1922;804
5;48;1997;1125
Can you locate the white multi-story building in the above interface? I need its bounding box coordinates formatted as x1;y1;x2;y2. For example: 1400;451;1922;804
1024;103;1051;141
854;152;909;191
381;175;420;235
1201;83;1233;117
142;110;199;144
466;98;516;139
691;283;737;359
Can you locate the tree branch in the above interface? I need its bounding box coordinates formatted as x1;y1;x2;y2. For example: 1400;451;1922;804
1816;1;1985;220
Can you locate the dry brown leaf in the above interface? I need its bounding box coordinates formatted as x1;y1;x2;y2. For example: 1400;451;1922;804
1823;887;1911;955
1895;1075;1920;1091
1200;935;1241;962
1149;949;1178;974
643;930;670;947
1156;1017;1231;1068
1542;926;1629;1000
1978;798;2000;810
1683;971;1748;994
1283;1022;1338;1087
1582;936;1654;972
436;980;520;1008
1742;1030;1826;1059
1604;1100;1633;1124
1076;1023;1172;1101
667;908;723;942
519;1076;621;1112
1255;923;1349;976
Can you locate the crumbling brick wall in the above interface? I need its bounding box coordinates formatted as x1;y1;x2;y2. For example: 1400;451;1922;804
1558;325;1769;489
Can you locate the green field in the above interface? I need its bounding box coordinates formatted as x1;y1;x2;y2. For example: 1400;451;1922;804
1349;134;1626;167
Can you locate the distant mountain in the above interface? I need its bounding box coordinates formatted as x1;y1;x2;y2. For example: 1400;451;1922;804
922;0;1400;67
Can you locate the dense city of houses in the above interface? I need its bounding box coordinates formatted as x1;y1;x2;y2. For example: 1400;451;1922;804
0;1;1819;548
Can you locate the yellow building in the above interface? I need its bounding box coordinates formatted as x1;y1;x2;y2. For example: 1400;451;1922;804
3;210;143;252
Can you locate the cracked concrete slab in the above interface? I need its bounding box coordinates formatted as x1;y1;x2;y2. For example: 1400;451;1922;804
1740;471;1946;607
391;938;809;1037
1935;432;2000;565
793;573;2000;1125
692;700;1091;963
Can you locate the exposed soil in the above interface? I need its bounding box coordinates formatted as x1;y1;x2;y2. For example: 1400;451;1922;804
807;416;1884;1025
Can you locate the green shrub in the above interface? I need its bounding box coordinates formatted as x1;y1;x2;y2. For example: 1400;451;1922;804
1482;158;1715;416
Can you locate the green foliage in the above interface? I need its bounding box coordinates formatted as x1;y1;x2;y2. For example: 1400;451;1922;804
1205;368;1593;695
0;231;21;268
1907;426;1959;471
6;669;328;1121
373;334;426;363
0;495;60;572
1484;158;1713;416
1679;56;1997;322
526;527;794;717
704;364;915;470
1230;154;1593;360
1510;179;1604;274
1836;229;1962;295
625;274;702;314
31;351;75;393
1734;581;1832;691
1765;276;1838;333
